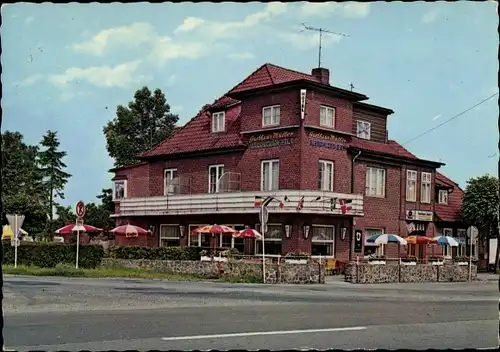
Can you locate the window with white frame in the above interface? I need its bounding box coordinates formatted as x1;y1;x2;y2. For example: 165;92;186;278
261;159;280;191
365;167;386;197
188;224;211;248
262;105;280;126
164;168;178;195
365;228;384;256
320;106;336;128
406;170;417;202
318;160;334;191
311;225;335;256
453;229;467;257
217;224;245;250
255;224;282;256
356;120;371;140
442;228;453;258
211;112;225;133
421;172;432;203
159;225;180;247
112;180;127;200
209;164;224;193
438;189;449;204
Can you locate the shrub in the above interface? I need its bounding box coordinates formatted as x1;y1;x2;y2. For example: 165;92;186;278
2;241;104;268
401;255;418;263
284;251;309;260
106;245;203;261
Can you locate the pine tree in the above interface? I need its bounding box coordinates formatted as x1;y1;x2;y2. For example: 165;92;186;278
37;130;71;238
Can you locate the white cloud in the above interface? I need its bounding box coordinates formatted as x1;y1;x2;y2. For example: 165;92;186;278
151;36;208;62
48;60;147;88
25;16;34;25
13;74;43;87
174;17;205;33
228;52;255;60
299;2;370;19
421;10;439;24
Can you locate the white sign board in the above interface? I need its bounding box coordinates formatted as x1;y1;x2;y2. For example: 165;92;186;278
6;214;25;239
259;206;269;224
466;226;479;241
489;238;497;265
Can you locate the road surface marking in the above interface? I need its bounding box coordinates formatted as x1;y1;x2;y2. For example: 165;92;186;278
161;326;366;341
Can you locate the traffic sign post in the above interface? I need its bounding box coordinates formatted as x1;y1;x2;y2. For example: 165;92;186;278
7;214;25;268
260;205;266;284
466;226;479;281
75;201;86;269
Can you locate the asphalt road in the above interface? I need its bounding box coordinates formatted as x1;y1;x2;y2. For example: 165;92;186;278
3;275;498;350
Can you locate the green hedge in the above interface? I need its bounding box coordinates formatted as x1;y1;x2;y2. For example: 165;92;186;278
106;246;203;261
2;241;104;268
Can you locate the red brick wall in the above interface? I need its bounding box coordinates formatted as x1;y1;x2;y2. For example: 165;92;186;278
115;164;149;197
305;90;353;132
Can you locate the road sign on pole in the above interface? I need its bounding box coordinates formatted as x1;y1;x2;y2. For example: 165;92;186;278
75;201;86;218
258;206;269;224
7;214;25;268
466;225;479;281
75;216;84;269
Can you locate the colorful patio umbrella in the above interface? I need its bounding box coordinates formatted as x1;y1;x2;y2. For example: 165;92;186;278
110;224;149;237
366;234;408;246
55;224;103;235
234;228;262;240
432;236;460;247
2;225;28;239
406;235;436;245
192;224;238;236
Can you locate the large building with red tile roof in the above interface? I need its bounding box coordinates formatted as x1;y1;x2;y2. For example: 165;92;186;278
110;63;469;263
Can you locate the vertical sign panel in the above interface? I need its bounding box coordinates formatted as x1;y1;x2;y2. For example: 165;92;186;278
354;229;363;253
300;89;307;120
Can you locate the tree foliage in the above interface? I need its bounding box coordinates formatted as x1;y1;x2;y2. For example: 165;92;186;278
460;174;499;229
37;130;71;236
103;86;179;167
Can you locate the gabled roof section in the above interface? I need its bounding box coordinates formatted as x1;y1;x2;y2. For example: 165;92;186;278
228;63;321;94
435;172;463;222
138;99;244;159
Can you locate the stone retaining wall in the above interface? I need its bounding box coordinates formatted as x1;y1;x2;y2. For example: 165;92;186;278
345;263;477;284
102;258;325;284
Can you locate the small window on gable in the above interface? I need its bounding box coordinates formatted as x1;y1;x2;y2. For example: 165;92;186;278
262;105;280;126
356;120;371;140
113;180;127;200
320;105;335;128
438;189;448;204
212;112;225;133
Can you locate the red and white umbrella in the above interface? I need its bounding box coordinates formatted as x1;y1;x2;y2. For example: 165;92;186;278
234;228;262;240
110;224;149;236
192;224;238;235
55;224;103;235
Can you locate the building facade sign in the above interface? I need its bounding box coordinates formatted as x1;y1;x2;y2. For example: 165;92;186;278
248;131;296;149
308;131;347;151
406;210;433;222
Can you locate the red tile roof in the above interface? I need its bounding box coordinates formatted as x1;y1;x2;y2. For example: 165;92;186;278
434;172;463;222
139;102;244;158
350;138;423;160
228;63;321;94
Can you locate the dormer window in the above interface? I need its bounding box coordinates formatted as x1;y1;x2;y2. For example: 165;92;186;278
438;189;449;204
262;105;280;126
212;112;225;133
320;105;335;128
356;120;371;140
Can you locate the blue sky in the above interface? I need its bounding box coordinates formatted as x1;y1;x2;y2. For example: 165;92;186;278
2;1;498;207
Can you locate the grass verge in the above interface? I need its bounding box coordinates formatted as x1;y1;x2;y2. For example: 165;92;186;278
2;264;204;281
2;264;264;283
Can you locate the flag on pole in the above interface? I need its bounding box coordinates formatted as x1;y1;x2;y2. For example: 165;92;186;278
339;199;352;215
297;196;305;210
330;198;337;211
254;196;264;207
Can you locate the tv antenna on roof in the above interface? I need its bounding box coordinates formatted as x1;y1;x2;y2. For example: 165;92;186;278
301;23;350;67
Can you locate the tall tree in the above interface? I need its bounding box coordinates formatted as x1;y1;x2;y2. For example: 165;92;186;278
1;131;47;237
460;174;500;270
37;130;71;238
103;86;179;167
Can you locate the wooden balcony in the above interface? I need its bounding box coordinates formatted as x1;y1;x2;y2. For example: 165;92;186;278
113;190;364;217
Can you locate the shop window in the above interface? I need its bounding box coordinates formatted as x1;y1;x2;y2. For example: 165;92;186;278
365;167;386;197
311;225;335;257
218;224;245;251
112;180;127;200
365;228;384;256
255;224;282;256
188;224;211;248
406;170;417;202
159;225;180;247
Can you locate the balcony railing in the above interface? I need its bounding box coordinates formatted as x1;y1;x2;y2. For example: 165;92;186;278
217;172;241;193
114;190;364;217
165;176;192;195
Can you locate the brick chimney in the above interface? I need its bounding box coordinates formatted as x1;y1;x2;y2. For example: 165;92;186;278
311;68;330;85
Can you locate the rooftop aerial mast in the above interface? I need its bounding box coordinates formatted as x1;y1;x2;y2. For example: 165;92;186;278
301;23;350;67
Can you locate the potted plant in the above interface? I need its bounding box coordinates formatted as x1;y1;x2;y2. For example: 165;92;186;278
200;250;213;262
219;248;240;262
400;255;418;265
368;255;386;265
284;251;309;264
428;256;444;265
454;256;469;266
